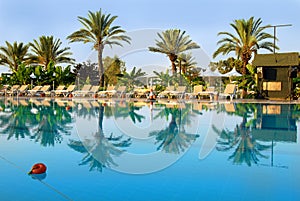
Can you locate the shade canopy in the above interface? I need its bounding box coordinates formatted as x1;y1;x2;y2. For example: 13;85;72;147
201;69;225;77
223;67;242;77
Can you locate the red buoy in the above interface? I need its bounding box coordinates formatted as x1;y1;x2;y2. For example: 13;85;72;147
28;163;47;174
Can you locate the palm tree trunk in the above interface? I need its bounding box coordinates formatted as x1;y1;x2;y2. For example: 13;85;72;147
98;44;105;87
241;61;248;98
179;60;182;85
168;54;177;75
98;104;104;131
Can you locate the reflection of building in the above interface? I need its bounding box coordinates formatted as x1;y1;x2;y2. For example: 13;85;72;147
253;104;297;142
253;52;299;100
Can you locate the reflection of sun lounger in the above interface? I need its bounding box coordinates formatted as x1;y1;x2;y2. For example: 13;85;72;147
56;100;66;107
165;101;186;109
41;100;51;106
224;103;236;112
91;101;99;107
81;101;91;109
19;99;29;106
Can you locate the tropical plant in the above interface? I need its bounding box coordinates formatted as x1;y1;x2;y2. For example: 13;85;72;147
8;63;33;85
118;67;146;92
152;70;173;88
149;29;200;75
0;41;29;72
213;17;276;75
29;35;74;69
213;17;276;97
210;57;243;74
103;56;126;86
67;9;131;87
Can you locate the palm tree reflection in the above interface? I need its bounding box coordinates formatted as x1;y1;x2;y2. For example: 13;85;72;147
68;104;132;172
113;101;145;123
31;100;73;146
0;99;73;146
149;103;199;154
0;103;32;139
214;103;272;166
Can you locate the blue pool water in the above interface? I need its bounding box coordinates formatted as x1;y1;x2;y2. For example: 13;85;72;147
0;98;299;201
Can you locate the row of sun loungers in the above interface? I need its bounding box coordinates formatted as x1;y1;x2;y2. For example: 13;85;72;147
0;83;237;101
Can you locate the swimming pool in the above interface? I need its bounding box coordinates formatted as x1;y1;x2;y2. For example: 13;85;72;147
0;98;299;201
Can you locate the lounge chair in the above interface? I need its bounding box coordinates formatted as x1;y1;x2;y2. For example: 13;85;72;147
88;85;100;97
27;86;42;96
115;86;127;98
169;86;186;99
28;85;51;96
157;86;175;98
218;84;237;101
51;85;66;96
0;85;9;96
106;86;126;98
60;85;76;97
98;85;116;98
73;84;92;97
186;85;203;99
6;85;20;96
17;85;29;96
198;86;217;101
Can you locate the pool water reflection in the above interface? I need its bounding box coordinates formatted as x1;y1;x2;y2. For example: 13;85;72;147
0;98;299;201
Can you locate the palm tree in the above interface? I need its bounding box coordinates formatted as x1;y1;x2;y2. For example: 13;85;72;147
118;67;146;92
213;17;276;76
149;29;200;75
0;41;29;72
153;70;173;87
177;53;197;75
29;36;74;69
67;9;131;87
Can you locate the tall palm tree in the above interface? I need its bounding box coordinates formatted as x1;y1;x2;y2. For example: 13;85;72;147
213;17;276;76
29;36;74;69
0;41;29;72
67;9;131;87
149;29;200;75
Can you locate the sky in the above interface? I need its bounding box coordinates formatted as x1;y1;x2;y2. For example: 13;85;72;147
0;0;299;74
